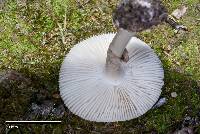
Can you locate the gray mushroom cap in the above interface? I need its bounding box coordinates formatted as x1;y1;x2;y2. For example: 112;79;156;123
113;0;168;32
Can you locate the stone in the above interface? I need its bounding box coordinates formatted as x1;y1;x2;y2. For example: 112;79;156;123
173;127;193;134
152;97;167;109
171;92;178;98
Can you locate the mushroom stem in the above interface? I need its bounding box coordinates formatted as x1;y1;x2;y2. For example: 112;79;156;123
109;28;134;57
105;29;134;80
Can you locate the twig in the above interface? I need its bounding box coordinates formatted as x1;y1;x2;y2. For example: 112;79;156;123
64;8;67;30
166;15;188;33
57;23;66;45
57;7;68;45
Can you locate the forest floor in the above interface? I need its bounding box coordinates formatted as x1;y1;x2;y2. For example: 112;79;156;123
0;0;200;133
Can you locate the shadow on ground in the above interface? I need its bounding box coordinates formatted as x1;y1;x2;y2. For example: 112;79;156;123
0;61;200;134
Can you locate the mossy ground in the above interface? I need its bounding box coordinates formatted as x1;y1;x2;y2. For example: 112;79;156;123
0;0;200;133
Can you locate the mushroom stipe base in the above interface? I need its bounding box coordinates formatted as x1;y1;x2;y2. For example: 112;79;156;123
59;33;164;122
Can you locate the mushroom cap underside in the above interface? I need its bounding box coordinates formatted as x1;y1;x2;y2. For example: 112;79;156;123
59;34;164;122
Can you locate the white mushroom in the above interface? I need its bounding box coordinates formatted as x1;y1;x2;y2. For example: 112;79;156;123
59;0;166;122
59;33;164;122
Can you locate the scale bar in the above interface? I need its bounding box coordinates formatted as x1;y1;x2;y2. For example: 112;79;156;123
5;121;61;124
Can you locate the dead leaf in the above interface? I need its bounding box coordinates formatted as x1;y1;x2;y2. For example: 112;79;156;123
52;93;61;99
172;6;188;19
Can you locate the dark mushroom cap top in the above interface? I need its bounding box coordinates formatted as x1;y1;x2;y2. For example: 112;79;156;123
113;0;168;32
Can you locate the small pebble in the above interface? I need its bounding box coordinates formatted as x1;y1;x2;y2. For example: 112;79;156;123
51;104;65;118
171;92;178;98
15;24;20;29
152;97;167;109
185;116;191;121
